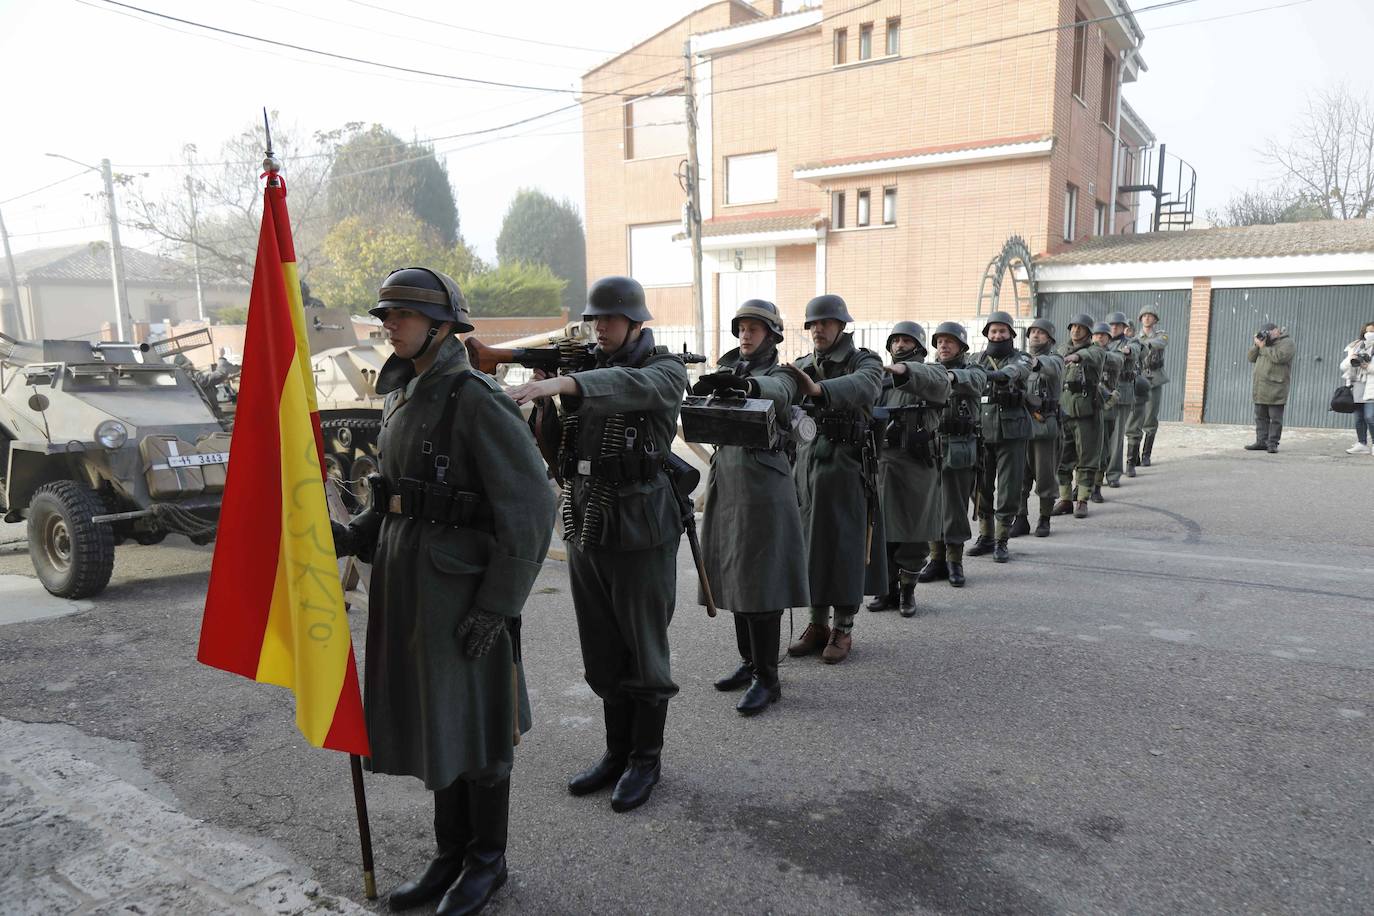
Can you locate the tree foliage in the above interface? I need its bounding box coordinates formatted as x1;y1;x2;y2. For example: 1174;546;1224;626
312;213;483;315
495;189;586;315
1204;188;1326;228
1263;84;1374;221
461;262;566;318
327;125;460;245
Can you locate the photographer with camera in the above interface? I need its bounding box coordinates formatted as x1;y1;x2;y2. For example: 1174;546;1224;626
1341;321;1374;455
1245;322;1296;453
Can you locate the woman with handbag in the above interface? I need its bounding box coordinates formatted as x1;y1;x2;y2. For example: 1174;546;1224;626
1341;321;1374;455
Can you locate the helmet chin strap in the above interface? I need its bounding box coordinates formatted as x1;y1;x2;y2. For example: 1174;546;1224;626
411;323;441;361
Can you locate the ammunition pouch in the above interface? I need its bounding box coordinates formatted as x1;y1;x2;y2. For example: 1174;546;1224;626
987;386;1024;409
383;476;492;530
942;434;978;471
939;415;979;436
814;411;868;445
882;411;939;463
560;450;664;484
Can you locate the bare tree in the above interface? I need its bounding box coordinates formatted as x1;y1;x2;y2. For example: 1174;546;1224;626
1264;85;1374;220
126;116;361;290
1204;187;1326;228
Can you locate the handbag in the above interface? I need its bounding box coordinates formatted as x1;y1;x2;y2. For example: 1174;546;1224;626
1330;385;1356;414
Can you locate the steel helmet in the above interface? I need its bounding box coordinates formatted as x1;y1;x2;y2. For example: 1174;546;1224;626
931;320;969;352
731;299;784;341
583;276;653;323
1068;313;1096;333
981;310;1016;338
803;294;854;329
1091;321;1112;336
370;267;473;333
885;320;927;355
1106;311;1130;327
1024;317;1056;344
1138;305;1160;320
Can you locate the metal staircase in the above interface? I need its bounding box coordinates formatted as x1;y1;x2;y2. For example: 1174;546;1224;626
1120;143;1197;232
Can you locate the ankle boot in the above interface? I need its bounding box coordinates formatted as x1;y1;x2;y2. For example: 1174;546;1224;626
1090;485;1105;503
737;613;781;716
787;620;831;657
897;568;919;618
389;780;469;910
435;778;509;916
1142;432;1155;466
967;534;995;557
1052;498;1074;516
568;701;631;796
1074;500;1089;518
865;585;899;612
992;539;1010;563
611;702;667;812
1035;515;1051;537
946;544;965;588
917;554;948;582
1008;515;1031;538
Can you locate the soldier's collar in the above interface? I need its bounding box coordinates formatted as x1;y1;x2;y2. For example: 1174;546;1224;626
375;334;468;396
816;331;855;363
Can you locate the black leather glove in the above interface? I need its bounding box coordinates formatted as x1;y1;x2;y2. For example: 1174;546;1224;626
456;610;506;659
985;369;1009;383
691;373;753;397
331;520;355;559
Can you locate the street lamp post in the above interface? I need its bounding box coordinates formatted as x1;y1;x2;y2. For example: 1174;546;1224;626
44;152;131;341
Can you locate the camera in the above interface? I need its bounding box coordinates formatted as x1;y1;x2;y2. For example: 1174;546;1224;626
1255;328;1270;342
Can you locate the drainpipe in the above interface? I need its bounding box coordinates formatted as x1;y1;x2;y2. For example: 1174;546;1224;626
1107;48;1126;235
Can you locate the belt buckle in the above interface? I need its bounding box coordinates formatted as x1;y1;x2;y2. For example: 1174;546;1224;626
576;459;592;476
388;494;403;514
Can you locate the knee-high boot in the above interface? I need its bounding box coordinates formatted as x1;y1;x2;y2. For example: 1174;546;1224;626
568;701;631;795
388;779;469;910
611;701;667;812
737;612;782;716
714;614;754;691
436;777;510;916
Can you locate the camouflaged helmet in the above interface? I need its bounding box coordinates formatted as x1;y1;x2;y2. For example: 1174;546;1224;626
1068;313;1096;333
1106;311;1130;327
731;299;785;342
371;267;473;332
803;294;854;329
981;310;1016;338
1091;321;1112;336
886;320;927;356
931;320;969;352
1024;316;1056;344
583;275;652;323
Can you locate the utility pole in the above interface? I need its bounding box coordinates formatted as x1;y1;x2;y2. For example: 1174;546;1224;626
682;40;706;356
186;174;206;322
0;207;24;338
100;158;132;341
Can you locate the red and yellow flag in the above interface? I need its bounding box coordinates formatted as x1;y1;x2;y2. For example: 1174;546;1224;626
197;173;368;756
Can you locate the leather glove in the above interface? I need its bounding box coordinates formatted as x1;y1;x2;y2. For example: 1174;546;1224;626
691;373;753;397
985;369;1009;383
456;610;506;659
331;520;355;559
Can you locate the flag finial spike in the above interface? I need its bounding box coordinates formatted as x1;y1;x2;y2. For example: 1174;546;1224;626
262;108;282;179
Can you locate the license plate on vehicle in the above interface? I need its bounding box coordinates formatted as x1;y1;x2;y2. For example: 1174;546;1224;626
167;452;229;468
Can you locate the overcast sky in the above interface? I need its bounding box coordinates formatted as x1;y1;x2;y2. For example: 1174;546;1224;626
1;0;1370;263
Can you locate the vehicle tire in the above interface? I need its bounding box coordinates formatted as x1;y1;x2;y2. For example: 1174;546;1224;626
27;481;116;599
349;454;378;510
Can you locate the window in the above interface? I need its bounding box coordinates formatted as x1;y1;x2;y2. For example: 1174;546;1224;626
724;151;778;205
859;23;872;60
857;189;871;227
1099;52;1116;123
831;191;846;229
628;222;691;287
1063;185;1079;242
623;93;685;160
1071;9;1087;100
882;187;897;225
1094;201;1107;236
833;28;847;65
885;17;900;55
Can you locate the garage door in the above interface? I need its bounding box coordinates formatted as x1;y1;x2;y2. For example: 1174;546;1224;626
1036;290;1191;422
1203;285;1374;429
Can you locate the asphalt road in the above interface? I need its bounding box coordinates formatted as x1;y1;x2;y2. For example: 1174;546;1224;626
1;423;1371;915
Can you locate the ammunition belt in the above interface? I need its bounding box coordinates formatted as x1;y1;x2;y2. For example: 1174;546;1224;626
560;451;663;484
383;476;492;530
816;417;868;445
939;416;978;436
986;387;1024;408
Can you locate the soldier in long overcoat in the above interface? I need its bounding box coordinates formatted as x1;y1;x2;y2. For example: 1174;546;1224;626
692;300;809;716
920;322;986;589
867;320;950;617
1017;317;1064;537
508;276;686;815
784;294;884;665
333;268;554;916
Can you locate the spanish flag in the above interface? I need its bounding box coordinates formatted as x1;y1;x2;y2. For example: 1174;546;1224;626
197;172;369;756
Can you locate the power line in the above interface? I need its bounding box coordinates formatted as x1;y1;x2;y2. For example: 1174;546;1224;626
1151;0;1314;30
1;171;91;206
92;0;628;97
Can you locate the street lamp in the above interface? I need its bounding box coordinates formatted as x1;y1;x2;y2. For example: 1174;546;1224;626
44;152;131;342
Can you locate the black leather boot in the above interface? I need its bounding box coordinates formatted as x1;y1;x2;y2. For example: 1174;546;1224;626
568;701;631;796
1127;441;1139;477
737;613;781;716
1035;516;1051;537
1008;515;1031;538
917;544;948;582
946;544;966;588
1142;432;1155;466
992;539;1010;563
966;534;995;557
389;780;469;910
1090;485;1105;503
865;588;899;612
714;615;753;690
897;568;919;618
611;702;667;812
436;778;509;916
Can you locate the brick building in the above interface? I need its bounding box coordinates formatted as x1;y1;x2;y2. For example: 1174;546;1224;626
582;0;1158;357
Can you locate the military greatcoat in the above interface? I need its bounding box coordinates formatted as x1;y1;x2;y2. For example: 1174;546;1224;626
877;358;951;543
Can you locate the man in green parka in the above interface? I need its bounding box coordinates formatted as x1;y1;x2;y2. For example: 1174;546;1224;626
508;275;686;814
919;322;987;589
332;267;554;916
1016;317;1064;538
969;311;1033;563
784;294;884;665
1054;314;1107;519
692;300;809;715
867;320;950;617
1245;322;1296;453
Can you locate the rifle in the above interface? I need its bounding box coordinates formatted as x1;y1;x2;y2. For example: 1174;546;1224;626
465;336;708;376
663;452;717;618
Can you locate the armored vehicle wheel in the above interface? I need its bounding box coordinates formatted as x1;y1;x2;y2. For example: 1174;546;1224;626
27;481;115;599
349;454;378;510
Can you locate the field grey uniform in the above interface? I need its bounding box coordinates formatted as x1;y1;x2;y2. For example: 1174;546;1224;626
1104;312;1144;486
1018;318;1064;536
1131;308;1170;466
970;311;1033;560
